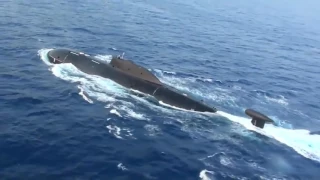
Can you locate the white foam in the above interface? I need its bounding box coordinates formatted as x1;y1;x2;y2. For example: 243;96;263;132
110;109;122;117
106;125;123;139
117;163;128;171
159;101;192;112
51;63;123;102
200;152;232;167
158;101;217;117
78;86;93;104
38;49;54;66
217;111;320;162
122;128;135;138
199;169;215;180
155;69;196;84
129;88;148;97
201;152;225;160
107;125;134;139
155;70;237;105
265;95;289;106
94;54;112;63
155;69;213;83
253;90;289;107
220;156;232;166
144;124;161;136
202;78;213;82
163;70;176;75
118;105;149;121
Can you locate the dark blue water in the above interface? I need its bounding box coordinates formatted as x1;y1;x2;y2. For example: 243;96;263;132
1;0;320;179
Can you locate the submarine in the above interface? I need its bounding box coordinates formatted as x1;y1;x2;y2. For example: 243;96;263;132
47;48;275;128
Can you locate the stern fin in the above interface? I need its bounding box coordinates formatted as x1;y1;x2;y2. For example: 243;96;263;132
245;109;274;129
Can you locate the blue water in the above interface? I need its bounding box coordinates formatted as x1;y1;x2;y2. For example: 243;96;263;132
1;0;320;179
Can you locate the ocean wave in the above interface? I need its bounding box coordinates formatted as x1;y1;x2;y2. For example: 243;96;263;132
11;97;43;105
224;79;254;86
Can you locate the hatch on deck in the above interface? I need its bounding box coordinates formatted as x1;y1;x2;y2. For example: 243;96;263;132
110;57;162;85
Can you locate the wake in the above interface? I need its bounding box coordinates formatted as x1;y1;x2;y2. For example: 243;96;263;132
218;111;320;162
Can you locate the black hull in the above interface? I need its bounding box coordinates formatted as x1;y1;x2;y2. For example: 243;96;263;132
47;49;217;113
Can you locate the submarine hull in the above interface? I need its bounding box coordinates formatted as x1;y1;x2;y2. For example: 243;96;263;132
47;49;217;113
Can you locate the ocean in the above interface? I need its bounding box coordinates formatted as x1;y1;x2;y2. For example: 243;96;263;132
1;0;320;179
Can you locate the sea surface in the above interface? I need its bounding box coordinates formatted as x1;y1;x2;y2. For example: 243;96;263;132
1;0;320;179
